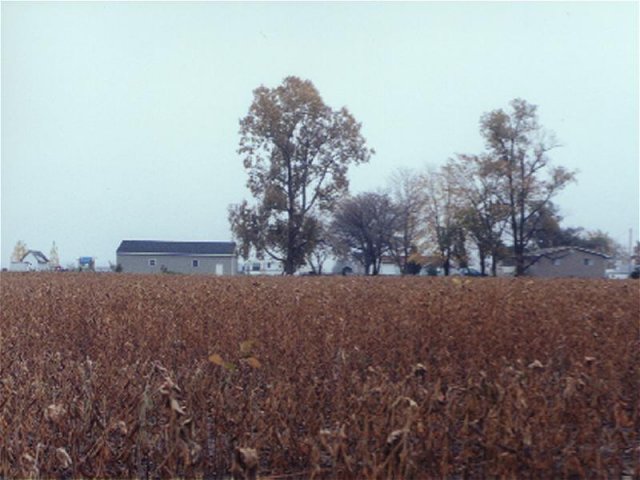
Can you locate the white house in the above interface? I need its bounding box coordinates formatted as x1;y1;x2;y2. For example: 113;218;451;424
10;250;50;272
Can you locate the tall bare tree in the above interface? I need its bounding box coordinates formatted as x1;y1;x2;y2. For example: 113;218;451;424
422;167;464;275
480;99;576;275
229;76;373;274
330;192;399;275
387;168;427;274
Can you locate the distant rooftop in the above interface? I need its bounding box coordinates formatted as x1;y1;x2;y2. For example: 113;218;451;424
117;240;236;256
528;246;610;259
21;250;49;264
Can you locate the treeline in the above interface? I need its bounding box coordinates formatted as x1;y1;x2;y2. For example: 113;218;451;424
229;76;618;276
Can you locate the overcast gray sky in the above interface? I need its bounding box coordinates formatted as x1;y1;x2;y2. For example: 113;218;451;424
1;1;638;268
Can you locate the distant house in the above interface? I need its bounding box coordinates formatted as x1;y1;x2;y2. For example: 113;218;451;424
379;256;402;275
116;240;237;275
10;250;50;272
507;246;609;278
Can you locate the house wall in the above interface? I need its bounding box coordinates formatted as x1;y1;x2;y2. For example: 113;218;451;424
9;262;30;272
379;262;402;275
117;254;238;275
527;251;606;278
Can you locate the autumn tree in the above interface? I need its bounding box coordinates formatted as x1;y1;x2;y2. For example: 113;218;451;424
422;167;464;275
305;215;332;275
527;203;567;249
49;241;60;267
229;77;373;274
11;241;28;262
330;192;399;275
445;154;510;276
480;99;576;275
387;168;427;274
527;204;623;258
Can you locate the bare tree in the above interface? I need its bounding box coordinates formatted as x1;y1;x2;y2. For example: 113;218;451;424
445;154;509;276
422;168;464;275
330;192;399;275
387;168;427;274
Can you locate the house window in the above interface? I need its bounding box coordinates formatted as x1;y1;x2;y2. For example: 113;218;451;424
252;262;261;272
552;259;561;266
583;258;593;266
149;259;156;267
192;259;199;268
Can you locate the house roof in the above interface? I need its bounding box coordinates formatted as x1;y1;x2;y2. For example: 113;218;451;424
22;250;49;264
527;246;610;260
117;240;236;256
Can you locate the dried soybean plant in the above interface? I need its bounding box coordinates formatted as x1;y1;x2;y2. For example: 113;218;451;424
0;273;637;478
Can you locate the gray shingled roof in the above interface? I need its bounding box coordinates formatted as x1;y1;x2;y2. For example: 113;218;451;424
22;250;49;264
528;246;610;259
117;240;236;256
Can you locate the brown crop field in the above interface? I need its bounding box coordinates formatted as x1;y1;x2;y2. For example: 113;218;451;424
0;273;638;479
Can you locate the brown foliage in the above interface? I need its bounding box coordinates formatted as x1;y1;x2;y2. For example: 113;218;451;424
0;273;637;478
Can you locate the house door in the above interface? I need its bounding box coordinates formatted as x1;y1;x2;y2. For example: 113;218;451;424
215;264;224;275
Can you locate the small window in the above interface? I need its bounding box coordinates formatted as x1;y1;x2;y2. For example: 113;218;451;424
149;259;156;267
552;259;561;266
583;258;593;266
192;259;199;268
252;262;261;272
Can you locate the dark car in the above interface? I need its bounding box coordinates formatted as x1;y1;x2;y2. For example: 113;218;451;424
458;267;486;277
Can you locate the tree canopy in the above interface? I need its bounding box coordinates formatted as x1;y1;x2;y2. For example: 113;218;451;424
330;192;399;276
479;98;576;275
229;76;373;274
11;241;28;263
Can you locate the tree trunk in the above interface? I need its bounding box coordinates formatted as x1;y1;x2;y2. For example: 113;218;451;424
479;250;486;276
514;243;525;276
284;256;296;275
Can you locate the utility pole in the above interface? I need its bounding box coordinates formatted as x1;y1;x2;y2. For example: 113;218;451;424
629;228;633;272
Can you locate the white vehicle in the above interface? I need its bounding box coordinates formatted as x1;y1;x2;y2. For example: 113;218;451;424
242;260;283;276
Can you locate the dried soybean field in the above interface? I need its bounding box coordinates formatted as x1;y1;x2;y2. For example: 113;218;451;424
0;273;638;479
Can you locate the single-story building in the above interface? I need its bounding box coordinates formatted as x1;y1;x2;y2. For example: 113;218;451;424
518;246;609;278
116;240;237;275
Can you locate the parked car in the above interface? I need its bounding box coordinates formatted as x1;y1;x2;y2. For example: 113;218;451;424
457;267;486;277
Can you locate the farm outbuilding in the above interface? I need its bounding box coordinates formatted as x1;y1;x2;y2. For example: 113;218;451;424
116;240;238;275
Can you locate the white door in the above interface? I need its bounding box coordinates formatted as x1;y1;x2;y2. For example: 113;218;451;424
215;263;224;275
